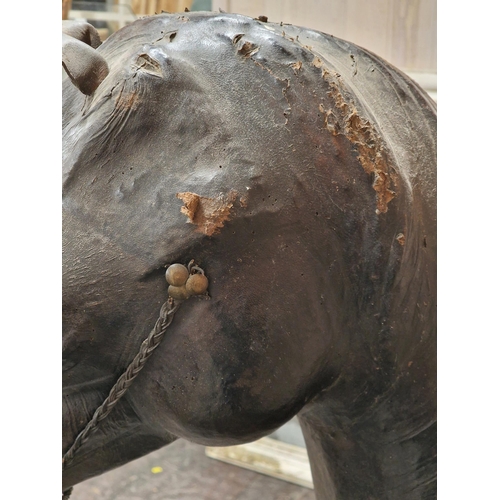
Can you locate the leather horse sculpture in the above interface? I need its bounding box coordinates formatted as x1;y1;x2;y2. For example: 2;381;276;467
62;11;436;499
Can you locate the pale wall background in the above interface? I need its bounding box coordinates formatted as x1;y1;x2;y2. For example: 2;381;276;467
69;1;436;81
212;0;436;75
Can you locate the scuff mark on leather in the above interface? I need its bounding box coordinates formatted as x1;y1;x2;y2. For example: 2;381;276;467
237;40;260;58
133;53;163;78
396;233;406;246
249;59;291;124
177;191;238;236
313;56;396;214
114;84;140;111
233;34;290;124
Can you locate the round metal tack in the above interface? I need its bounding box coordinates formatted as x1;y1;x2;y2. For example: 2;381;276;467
165;263;189;286
185;273;209;295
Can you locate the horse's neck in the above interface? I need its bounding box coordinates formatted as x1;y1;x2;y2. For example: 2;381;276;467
298;378;436;500
62;380;175;489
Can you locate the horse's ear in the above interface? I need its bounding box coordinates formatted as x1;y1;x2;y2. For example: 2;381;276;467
62;20;103;49
62;21;109;96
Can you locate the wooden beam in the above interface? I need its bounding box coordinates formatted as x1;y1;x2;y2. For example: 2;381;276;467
206;437;314;489
62;0;72;20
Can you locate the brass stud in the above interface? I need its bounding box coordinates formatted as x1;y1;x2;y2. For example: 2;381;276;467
167;284;190;301
185;273;209;295
165;263;189;286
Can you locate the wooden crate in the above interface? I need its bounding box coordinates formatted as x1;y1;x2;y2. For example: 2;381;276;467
206;437;314;489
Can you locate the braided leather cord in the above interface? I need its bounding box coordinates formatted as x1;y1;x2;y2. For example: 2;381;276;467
62;298;180;471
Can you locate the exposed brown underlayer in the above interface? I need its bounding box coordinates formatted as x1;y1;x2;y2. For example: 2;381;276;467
177;191;238;236
312;56;396;214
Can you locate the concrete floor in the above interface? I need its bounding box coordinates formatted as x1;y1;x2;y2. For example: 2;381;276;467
70;439;316;500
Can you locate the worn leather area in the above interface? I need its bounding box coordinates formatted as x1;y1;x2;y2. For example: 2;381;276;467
63;13;436;498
